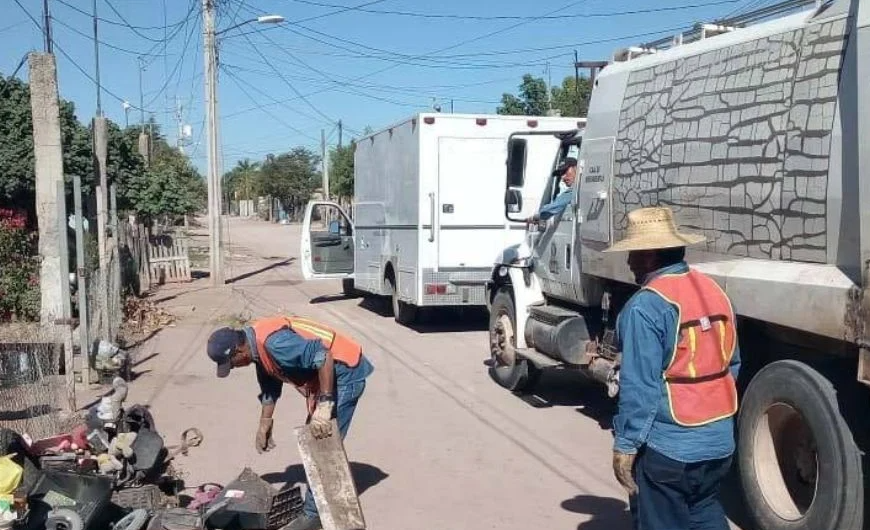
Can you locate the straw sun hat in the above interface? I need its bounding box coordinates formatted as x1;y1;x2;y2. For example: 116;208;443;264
605;206;706;252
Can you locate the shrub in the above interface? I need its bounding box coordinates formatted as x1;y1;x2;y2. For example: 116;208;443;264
0;208;40;321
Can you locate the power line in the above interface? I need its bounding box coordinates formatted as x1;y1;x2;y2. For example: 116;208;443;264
12;0;160;115
53;0;191;32
289;0;743;20
234;25;337;125
51;17;158;57
291;0;390;24
143;8;199;109
222;67;322;143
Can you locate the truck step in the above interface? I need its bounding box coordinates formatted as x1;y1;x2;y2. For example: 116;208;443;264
528;304;582;326
516;348;561;368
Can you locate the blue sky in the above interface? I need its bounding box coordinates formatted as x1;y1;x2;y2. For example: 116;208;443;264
3;0;757;173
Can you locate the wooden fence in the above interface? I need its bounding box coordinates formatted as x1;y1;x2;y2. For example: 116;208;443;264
117;221;192;294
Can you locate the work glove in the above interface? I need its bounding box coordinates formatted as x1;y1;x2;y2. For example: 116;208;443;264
612;450;638;495
255;418;276;453
309;399;335;439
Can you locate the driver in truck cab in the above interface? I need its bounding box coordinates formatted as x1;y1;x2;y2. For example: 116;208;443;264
604;206;741;530
525;157;578;224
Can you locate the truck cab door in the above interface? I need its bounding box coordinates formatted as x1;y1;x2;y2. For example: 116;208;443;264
504;132;567;223
301;201;355;280
535;142;583;302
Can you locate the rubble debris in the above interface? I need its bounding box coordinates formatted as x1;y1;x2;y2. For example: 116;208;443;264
207;468;303;530
122;298;175;337
94;343;130;383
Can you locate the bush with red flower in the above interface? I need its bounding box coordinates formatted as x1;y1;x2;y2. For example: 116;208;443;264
0;208;39;321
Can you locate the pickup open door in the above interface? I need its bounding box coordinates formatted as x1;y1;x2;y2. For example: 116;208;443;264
300;201;355;280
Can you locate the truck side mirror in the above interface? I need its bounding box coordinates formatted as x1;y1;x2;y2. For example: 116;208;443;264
505;189;523;213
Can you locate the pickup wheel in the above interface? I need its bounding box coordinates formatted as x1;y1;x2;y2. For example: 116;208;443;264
738;360;863;530
488;288;539;392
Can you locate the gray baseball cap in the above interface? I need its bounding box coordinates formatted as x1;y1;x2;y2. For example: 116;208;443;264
207;327;245;378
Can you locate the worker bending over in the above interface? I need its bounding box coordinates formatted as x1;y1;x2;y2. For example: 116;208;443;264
605;207;741;530
207;315;374;530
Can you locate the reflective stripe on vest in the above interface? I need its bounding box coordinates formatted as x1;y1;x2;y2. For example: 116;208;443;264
643;269;738;427
251;316;363;385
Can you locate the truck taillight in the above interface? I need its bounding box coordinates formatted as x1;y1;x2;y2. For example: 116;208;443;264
425;283;449;295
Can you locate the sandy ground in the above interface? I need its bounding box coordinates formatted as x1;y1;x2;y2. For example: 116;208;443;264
83;216;746;530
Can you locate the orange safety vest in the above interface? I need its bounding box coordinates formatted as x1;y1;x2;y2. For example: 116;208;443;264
251;316;363;386
643;269;739;427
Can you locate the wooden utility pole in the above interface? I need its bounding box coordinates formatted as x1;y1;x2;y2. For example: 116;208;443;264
321;128;330;201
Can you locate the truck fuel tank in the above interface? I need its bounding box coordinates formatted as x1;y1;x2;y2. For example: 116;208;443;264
524;305;595;365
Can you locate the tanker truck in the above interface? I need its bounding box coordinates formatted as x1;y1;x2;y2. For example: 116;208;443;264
485;1;870;529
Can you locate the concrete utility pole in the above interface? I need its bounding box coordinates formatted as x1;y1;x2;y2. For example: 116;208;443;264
28;53;65;325
137;56;150;165
321;128;330;201
203;0;224;285
92;0;110;341
338;120;343;148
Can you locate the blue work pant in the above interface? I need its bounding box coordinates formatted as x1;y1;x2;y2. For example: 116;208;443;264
303;380;366;518
630;446;732;530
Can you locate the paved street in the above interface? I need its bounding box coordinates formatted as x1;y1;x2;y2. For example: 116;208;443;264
113;216;744;530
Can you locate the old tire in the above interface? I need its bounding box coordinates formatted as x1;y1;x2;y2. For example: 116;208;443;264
386;275;417;325
487;288;539;392
738;360;863;530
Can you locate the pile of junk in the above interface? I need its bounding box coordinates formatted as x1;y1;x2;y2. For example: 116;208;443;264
0;378;304;530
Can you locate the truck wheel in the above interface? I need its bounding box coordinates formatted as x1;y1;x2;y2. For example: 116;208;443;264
738;360;863;530
385;276;417;325
488;288;540;392
342;278;356;297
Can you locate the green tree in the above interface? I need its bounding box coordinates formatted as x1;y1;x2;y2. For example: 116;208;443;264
224;158;261;201
0;75;95;211
260;147;320;221
497;74;549;116
550;75;593;117
496;74;593;117
120;123;206;223
329;144;354;202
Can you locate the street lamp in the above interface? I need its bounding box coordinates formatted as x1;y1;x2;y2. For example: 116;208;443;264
122;101;131;128
202;3;284;286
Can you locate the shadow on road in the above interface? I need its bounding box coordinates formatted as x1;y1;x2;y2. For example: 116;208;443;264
310;294;356;304
227;258;295;284
260;462;389;496
408;306;489;334
512;369;616;430
562;494;631;529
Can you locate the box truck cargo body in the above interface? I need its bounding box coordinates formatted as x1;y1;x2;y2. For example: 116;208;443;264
301;113;583;323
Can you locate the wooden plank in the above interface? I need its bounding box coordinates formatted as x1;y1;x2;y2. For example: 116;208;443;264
295;420;366;530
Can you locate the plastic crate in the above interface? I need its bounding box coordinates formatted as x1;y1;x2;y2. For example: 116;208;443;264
25;471;113;530
267;485;303;530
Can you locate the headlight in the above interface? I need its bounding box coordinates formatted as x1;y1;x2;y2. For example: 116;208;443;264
498;266;508;277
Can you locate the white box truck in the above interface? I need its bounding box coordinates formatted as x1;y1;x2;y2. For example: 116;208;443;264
300;112;583;324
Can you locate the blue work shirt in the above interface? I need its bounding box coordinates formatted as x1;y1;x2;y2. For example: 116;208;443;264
538;189;573;220
613;261;741;463
244;326;374;405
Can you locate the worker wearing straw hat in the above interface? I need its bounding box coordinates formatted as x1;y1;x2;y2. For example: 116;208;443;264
605;207;741;530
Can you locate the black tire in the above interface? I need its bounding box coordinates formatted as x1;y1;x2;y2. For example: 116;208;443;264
738;360;863;530
342;278;356;297
487;288;540;392
386;275;417;325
